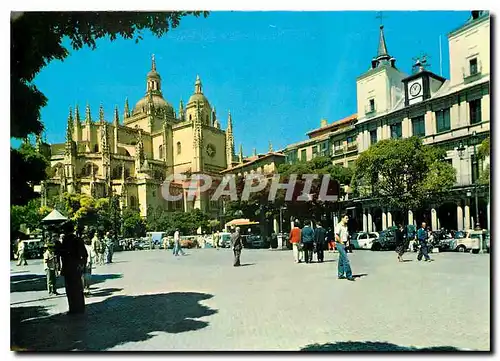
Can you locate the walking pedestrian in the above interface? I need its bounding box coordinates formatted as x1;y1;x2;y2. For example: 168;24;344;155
314;221;327;263
289;220;303;263
16;239;28;266
335;214;355;281
43;236;60;296
395;223;406;262
213;231;220;250
301;221;315;263
173;229;186;256
59;221;88;315
231;227;243;267
417;222;432;262
326;227;335;252
162;235;169;250
104;231;114;264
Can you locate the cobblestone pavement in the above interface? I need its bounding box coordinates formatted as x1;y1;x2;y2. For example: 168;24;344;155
10;248;490;351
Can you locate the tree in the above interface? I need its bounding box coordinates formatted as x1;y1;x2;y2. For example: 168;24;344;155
11;141;50;206
11;11;209;205
352;137;456;220
477;137;490;185
122;207;146;238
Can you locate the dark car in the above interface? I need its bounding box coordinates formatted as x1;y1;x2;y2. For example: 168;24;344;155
247;235;270;249
371;227;397;251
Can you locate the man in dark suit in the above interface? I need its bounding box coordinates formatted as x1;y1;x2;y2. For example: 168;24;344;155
231;227;243;267
314;221;327;262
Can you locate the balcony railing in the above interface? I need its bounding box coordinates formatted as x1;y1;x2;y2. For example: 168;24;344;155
347;141;358;151
334;147;344;155
462;62;483;83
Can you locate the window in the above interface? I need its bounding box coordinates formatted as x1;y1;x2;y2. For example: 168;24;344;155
435;108;451;133
312;145;318;158
320;141;329;156
469;99;482;124
412;116;426;137
300;149;307;161
347;136;353;144
159;145;164;159
469;58;478;75
176;141;182;155
130;196;136;208
189;114;192;121
369;99;375;112
94;144;99;152
370;129;377;145
390;122;402;139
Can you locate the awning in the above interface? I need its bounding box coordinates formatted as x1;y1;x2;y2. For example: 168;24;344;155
225;218;260;227
41;209;68;224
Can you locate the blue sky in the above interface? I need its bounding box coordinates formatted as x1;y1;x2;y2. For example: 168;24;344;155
27;11;470;154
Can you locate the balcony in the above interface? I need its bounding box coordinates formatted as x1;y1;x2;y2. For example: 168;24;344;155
334;147;344;155
462;62;483;84
364;104;377;118
346;141;358;152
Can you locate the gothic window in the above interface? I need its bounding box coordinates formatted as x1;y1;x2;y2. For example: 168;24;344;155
189;114;192;121
177;142;181;155
159;145;164;159
94;144;99;152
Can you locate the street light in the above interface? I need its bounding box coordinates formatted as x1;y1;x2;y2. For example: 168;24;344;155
457;132;483;252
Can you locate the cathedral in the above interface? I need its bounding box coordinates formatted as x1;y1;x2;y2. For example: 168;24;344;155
38;56;238;218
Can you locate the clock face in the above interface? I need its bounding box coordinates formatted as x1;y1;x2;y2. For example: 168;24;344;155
409;82;422;97
206;143;216;157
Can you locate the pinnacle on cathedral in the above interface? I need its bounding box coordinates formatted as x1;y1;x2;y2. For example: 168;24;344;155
113;105;120;125
66;107;73;143
74;105;81;126
99;103;105;123
85;103;92;124
124;97;130;119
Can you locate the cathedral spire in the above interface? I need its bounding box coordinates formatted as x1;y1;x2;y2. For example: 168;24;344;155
268;141;273;153
66;107;73;143
238;144;243;163
74;105;81;126
194;75;203;94
113;105;119;126
99;104;105;124
151;54;156;72
179;99;185;121
227;110;233;132
85;103;92;124
124;97;130;119
253;148;257;157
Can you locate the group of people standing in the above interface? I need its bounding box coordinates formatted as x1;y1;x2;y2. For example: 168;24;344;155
289;214;355;281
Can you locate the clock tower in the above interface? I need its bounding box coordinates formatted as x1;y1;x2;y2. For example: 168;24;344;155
402;59;446;106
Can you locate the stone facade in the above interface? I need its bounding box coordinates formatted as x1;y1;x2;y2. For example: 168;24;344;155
39;56;236;218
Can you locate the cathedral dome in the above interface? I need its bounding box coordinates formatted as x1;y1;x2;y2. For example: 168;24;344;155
133;94;175;117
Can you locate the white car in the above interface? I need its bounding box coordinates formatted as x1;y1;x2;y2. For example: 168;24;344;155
352;232;379;249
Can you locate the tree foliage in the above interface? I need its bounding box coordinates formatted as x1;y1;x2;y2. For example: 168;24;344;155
146;207;209;235
352;137;456;213
11;11;209;138
11;141;50;206
10;198;49;239
223;156;352;228
477;137;490;185
122;207;146;238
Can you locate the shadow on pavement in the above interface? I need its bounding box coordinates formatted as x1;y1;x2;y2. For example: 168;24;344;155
86;288;123;298
352;274;368;279
301;341;463;352
11;291;217;351
239;263;255;267
10;273;123;293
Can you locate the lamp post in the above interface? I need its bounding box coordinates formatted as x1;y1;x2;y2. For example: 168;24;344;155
457;132;483;252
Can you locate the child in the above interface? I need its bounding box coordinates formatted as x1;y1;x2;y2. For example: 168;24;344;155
43;240;60;296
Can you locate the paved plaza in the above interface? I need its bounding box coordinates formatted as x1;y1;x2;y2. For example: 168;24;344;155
10;248;490;351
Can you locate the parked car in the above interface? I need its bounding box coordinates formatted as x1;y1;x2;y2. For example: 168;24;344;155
247;235;270;249
218;232;232;248
23;239;44;259
371;227;397;251
351;232;379;250
452;229;487;253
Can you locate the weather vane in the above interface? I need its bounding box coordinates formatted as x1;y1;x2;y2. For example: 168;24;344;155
375;11;386;27
411;53;432;73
